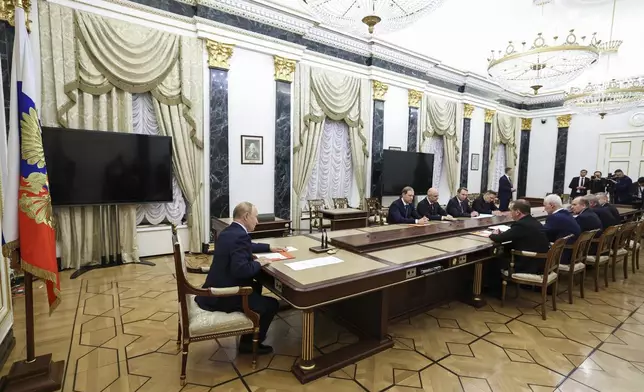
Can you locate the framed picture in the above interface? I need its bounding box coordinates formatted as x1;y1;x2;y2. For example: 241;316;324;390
388;146;402;151
471;153;480;171
241;135;263;165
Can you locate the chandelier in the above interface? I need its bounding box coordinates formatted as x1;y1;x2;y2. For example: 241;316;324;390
564;77;644;119
300;0;446;35
487;30;601;95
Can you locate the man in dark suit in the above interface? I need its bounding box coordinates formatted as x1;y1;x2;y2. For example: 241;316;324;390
446;187;480;218
417;188;455;221
387;186;430;224
585;194;618;229
631;177;644;209
571;197;603;233
543;194;581;263
612;169;633;204
472;191;503;215
195;202;285;355
596;192;620;222
498;167;514;211
489;199;551;274
569;169;590;199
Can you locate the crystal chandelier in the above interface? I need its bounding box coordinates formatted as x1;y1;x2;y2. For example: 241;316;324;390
564;77;644;118
300;0;446;35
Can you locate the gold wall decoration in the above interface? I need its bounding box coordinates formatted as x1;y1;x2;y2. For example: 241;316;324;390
0;0;32;32
408;89;422;108
206;40;234;70
372;80;389;101
274;56;297;83
463;104;475;119
521;118;532;131
557;114;572;128
484;109;496;123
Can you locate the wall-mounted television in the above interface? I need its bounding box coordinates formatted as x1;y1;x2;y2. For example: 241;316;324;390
381;149;434;196
42;127;173;206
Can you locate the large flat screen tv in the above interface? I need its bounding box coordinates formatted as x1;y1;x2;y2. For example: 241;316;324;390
42;127;173;206
381;149;434;196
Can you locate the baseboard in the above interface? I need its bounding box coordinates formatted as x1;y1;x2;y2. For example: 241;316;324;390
0;328;16;370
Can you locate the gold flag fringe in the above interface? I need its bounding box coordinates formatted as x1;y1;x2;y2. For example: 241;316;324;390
1;240;19;258
20;259;61;314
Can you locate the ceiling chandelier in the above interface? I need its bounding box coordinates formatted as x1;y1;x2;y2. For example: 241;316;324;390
300;0;446;35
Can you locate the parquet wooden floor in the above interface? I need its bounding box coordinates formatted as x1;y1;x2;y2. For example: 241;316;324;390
3;253;644;391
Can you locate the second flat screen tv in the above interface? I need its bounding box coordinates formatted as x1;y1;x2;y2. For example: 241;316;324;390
42;127;173;206
381;149;434;196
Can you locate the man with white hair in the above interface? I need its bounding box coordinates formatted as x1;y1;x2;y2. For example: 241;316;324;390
417;188;455;221
596;192;620;222
584;194;618;228
543;194;580;243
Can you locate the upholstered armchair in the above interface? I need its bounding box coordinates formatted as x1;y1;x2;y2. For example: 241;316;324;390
558;229;598;304
586;225;619;292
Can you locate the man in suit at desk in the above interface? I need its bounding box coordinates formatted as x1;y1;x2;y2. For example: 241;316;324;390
472;191;503;216
571;197;603;233
569;169;590;199
498;167;515;211
446;187;479;218
387;186;430;224
596;192;620;221
195;202;286;355
417;188;455;221
585;194;618;229
631;177;644;209
543;194;580;264
489;199;551;274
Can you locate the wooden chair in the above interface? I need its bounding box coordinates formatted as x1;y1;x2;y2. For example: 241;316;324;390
364;197;387;226
627;219;644;272
586;225;619;291
332;197;349;209
558;230;598;304
467;193;479;203
501;235;571;320
610;221;637;281
171;233;259;386
307;199;331;233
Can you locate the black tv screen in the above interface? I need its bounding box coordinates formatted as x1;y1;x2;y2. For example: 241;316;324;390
381;149;434;196
42;127;173;206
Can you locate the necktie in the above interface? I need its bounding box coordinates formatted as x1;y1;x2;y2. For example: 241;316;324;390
405;204;410;218
581;178;584;188
459;200;464;213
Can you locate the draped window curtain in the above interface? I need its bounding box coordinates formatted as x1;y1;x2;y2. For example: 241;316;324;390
292;64;370;229
420;136;444;191
306;120;353;207
488;114;519;191
420;96;461;196
39;3;205;269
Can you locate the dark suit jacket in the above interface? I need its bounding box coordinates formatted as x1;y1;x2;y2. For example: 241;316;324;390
195;223;270;311
631;183;644;208
614;176;633;204
498;175;512;201
575;208;603;233
569;176;590;198
543;209;581;243
446;197;473;217
600;203;620;222
489;215;550;274
591;205;618;229
417;198;447;220
387;198;421;224
472;195;498;215
589;177;606;194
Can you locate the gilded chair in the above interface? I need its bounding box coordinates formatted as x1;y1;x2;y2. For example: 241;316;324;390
501;235;571;320
558;229;598;304
332;197;349;209
611;221;637;281
586;225;619;291
171;233;259;386
307;199;331;233
364;197;387;226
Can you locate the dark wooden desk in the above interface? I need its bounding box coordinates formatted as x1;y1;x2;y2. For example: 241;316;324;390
321;208;368;231
210;217;290;241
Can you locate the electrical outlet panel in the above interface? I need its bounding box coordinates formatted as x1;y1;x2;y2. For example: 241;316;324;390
405;268;417;279
458;255;467;264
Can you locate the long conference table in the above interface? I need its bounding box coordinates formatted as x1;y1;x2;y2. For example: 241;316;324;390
257;206;639;383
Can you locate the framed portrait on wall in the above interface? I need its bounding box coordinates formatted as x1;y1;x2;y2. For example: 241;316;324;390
471;153;480;171
241;135;263;165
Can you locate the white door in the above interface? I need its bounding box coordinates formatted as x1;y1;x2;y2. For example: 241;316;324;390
597;133;644;179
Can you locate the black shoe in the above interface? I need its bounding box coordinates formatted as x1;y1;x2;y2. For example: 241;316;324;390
239;341;273;355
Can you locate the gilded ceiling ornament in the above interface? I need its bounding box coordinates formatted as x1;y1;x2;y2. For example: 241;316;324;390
463;104;475;119
408;90;422;108
206;40;234;70
521;118;532;131
0;0;32;32
484;109;496;123
557;114;572;128
372;80;388;101
274;56;297;83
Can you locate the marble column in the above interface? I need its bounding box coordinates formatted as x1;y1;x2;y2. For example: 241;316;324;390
370;80;388;198
517;118;532;198
273;56;296;220
207;40;234;221
0;21;14;132
553;114;572;195
480;109;495;192
407;89;422;152
460;104;474;188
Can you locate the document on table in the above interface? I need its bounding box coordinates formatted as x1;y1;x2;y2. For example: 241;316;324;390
285;256;344;271
489;224;511;232
474;214;494;219
256;252;288;260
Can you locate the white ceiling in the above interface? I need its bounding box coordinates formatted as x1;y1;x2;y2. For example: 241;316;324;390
258;0;644;92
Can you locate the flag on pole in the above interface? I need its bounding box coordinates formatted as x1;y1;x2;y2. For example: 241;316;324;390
1;2;60;312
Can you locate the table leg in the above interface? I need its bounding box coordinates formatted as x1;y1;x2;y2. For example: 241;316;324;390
298;309;315;370
469;262;486;308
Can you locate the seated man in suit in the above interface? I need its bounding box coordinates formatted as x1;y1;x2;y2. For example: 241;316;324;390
489;199;551;274
417;188;455;221
596;192;620;222
569;169;590;199
632;177;644;209
498;167;515;211
472;191;503;216
543;194;580;263
387;186;429;224
584;194;618;229
446;187;480;218
571;196;603;233
195;202;285;355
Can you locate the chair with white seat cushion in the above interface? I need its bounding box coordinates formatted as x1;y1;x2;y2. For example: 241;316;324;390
586;225;619;292
501;235;571;320
610;222;637;282
558;229;598;304
626;220;644;273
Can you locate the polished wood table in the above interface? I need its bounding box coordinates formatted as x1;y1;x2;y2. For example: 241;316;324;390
321;208;368;231
210;217;290;241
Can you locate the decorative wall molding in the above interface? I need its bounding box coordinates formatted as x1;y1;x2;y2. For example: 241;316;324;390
373;81;389;101
0;0;32;31
557;114;573;128
521;118;532;131
484;109;496;124
274;55;296;82
463;104;475;119
408;89;422;108
206;39;234;69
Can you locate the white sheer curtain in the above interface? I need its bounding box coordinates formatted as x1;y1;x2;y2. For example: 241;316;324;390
488;114;518;190
420;136;444;191
132;93;186;225
489;145;506;192
306;120;353;206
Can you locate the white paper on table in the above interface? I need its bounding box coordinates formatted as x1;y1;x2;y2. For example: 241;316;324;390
255;252;288;260
489;224;511;232
285;246;298;252
285;256;344;271
475;214;494;219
